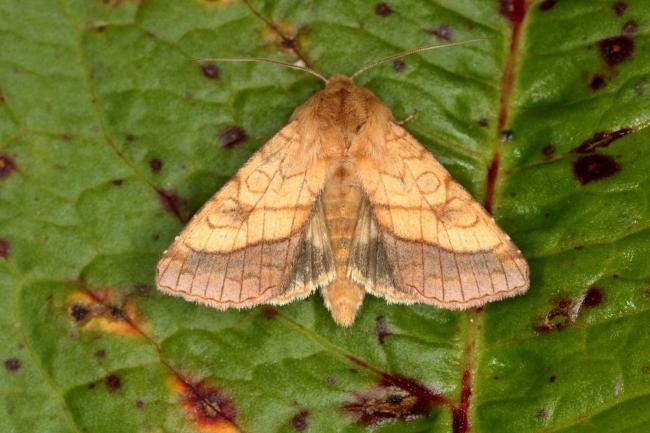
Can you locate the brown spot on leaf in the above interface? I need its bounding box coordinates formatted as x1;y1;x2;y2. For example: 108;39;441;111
95;349;106;359
428;25;453;41
478;118;489;127
599;35;634;66
612;1;627;16
344;356;450;426
135;399;145;409
291;409;309;432
156;188;186;222
500;129;514;143
67;289;145;336
171;375;238;431
642;366;650;375
533;296;573;334
583;287;604;308
542;144;556;159
623;20;639;34
392;60;406;72
534;289;603;334
69;303;91;323
374;2;392;16
344;385;425;426
219;126;247;149
0;239;9;259
133;283;153;296
261;306;278;319
573;154;621;184
126;133;136;143
149;158;163;173
535;409;547;420
549;375;556;383
111;179;123;186
325;376;336;386
589;73;607;90
572;128;632;153
280;38;296;50
539;0;558;11
201;63;221;80
4;358;21;372
105;374;121;391
375;315;391;345
0;155;16;179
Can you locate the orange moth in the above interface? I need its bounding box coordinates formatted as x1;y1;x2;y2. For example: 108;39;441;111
156;41;529;326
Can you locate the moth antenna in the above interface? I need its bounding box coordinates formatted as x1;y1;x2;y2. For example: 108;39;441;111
350;38;488;80
193;56;328;83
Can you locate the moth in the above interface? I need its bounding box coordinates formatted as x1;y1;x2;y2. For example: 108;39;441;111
156;42;529;326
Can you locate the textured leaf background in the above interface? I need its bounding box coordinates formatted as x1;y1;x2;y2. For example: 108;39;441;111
1;1;649;432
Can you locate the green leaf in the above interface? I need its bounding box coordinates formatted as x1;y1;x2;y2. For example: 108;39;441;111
1;1;649;433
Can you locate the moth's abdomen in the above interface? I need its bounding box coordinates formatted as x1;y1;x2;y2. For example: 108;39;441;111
320;162;365;326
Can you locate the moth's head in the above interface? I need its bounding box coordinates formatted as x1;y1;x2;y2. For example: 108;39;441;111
325;74;354;90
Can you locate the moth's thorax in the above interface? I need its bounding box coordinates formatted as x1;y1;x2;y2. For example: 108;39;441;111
292;75;392;156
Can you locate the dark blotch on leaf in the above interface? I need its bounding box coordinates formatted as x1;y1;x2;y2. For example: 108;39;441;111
105;374;121;391
374;2;392;16
535;409;547;420
69;303;90;323
500;129;514;143
573;154;621;184
572;128;631;153
156;188;185;222
589;73;607;90
281;38;296;50
542;144;555;159
478;118;489;127
4;358;21;372
533;297;573;334
291;409;309;432
135;399;145;409
149;158;163;173
219;126;247;149
599;35;634;66
549;375;556;383
262;306;278;319
539;0;557;11
428;25;453;41
325;376;337;386
0;155;16;179
642;366;650;375
583;287;604;308
344;356;449;426
182;379;237;424
95;349;106;359
392;60;406;72
126;133;136;143
375;315;391;345
111;179;123;186
109;305;124;319
612;1;627;16
201;63;220;80
623;20;639;34
0;239;9;259
134;283;152;296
